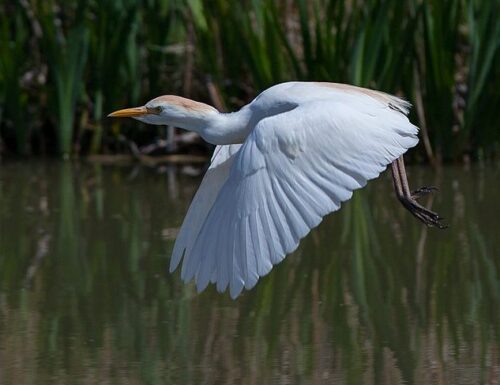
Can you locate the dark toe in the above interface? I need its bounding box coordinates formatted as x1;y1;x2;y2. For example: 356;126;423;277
403;197;447;229
411;186;438;199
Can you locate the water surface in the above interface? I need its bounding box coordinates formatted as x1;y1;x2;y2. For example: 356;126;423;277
0;161;499;384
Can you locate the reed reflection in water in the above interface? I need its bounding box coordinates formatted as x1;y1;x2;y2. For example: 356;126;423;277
0;161;499;384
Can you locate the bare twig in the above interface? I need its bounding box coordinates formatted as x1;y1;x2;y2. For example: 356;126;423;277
206;76;226;112
413;67;437;166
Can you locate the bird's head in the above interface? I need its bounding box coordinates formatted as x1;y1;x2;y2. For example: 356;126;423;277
108;95;218;126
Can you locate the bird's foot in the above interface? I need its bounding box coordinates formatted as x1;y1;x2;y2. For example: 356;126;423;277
399;196;447;229
411;186;438;200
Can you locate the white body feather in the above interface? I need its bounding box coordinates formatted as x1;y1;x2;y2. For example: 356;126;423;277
168;82;419;298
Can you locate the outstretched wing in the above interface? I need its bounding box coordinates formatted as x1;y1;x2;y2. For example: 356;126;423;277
173;98;419;298
170;144;241;271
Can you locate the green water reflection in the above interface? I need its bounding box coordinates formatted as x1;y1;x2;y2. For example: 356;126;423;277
0;161;499;384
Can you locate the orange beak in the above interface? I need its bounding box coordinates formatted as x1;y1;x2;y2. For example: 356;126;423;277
107;106;148;118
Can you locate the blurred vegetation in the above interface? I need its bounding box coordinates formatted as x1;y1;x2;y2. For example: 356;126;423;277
1;162;499;383
0;0;499;160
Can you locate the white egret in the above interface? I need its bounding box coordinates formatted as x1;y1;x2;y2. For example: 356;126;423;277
109;81;445;298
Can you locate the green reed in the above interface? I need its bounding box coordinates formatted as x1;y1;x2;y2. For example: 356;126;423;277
36;1;90;156
0;0;498;160
85;1;141;153
0;9;30;155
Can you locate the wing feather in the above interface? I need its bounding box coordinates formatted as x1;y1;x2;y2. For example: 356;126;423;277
169;144;241;273
171;98;419;298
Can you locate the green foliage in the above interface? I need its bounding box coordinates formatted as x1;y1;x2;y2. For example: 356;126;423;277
85;0;141;153
37;1;90;156
0;7;30;155
464;0;500;158
0;0;499;160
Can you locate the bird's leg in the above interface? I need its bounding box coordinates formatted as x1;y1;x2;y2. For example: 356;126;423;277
390;160;433;225
396;157;437;200
391;156;446;228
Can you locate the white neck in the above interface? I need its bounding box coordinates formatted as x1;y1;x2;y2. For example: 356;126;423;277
171;106;254;145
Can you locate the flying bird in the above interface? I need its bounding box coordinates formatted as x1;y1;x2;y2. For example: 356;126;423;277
109;81;445;298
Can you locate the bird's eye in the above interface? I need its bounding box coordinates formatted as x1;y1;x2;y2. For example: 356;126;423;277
148;106;163;114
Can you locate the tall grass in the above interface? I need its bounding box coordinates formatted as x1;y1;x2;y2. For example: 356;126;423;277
0;7;30;155
0;0;499;160
85;1;141;153
37;2;90;156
